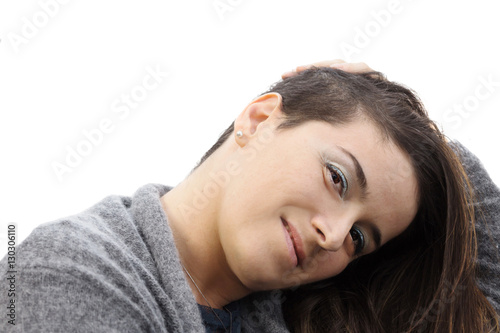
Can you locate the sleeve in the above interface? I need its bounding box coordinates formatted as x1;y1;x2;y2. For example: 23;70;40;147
451;141;500;314
0;219;167;333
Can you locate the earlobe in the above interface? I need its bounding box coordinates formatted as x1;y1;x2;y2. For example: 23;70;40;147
233;93;282;146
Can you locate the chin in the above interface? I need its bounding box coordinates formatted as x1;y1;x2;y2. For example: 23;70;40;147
234;259;300;292
227;255;282;291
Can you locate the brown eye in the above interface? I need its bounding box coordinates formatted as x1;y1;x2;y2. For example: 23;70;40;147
326;163;348;198
331;170;341;184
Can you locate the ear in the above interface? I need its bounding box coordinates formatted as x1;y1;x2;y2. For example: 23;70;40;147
233;93;283;147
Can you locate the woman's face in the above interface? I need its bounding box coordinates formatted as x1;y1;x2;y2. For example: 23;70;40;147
218;116;419;291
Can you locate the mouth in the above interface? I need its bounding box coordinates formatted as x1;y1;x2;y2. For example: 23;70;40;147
281;217;305;267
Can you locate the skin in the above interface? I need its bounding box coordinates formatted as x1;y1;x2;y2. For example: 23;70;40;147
161;93;419;309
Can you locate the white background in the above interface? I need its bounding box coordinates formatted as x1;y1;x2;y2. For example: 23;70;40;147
1;0;499;254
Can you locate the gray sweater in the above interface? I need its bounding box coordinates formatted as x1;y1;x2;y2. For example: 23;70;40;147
451;142;500;312
0;142;498;332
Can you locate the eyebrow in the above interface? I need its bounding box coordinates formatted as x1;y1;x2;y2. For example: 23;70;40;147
337;146;382;250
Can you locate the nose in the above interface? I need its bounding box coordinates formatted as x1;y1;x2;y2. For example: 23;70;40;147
311;212;357;252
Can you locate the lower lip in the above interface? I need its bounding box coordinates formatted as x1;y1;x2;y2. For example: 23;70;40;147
281;220;298;267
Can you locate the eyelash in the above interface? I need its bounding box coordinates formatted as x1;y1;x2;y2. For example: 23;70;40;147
326;163;348;199
350;225;365;255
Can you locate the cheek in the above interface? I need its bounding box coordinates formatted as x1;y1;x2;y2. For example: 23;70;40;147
218;206;299;290
308;251;350;278
217;211;292;290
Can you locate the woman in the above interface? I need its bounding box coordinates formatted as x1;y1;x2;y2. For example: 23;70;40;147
1;61;498;333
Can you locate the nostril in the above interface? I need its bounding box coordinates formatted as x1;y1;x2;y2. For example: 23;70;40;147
316;228;325;241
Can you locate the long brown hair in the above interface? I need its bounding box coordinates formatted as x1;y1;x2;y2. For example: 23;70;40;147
199;68;499;332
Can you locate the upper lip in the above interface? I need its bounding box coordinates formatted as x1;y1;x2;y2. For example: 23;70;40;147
281;217;306;267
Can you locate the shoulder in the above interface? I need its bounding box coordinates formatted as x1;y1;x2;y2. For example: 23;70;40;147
17;194;144;271
450;141;500;313
0;193;166;332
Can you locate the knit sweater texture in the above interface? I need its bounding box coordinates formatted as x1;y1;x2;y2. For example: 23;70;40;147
0;141;498;332
451;142;500;312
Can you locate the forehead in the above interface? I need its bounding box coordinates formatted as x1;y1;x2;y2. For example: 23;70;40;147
300;119;420;244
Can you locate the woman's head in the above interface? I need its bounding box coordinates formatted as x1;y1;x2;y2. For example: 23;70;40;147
199;69;431;266
198;67;498;331
197;68;443;287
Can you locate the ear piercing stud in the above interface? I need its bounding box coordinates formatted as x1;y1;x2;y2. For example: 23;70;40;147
236;130;243;138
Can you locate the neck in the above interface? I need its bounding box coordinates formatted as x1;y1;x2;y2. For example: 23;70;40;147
160;149;252;309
